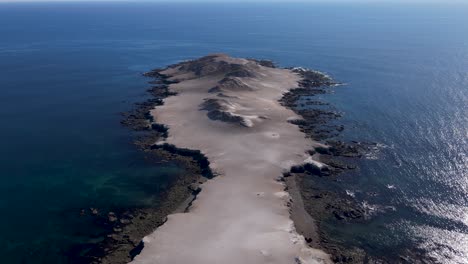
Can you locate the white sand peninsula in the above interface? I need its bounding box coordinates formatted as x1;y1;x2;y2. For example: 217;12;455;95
131;54;332;264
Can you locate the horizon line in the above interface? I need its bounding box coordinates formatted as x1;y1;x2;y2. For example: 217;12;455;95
1;0;467;3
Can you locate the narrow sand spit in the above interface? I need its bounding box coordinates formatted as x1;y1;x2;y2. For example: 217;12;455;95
131;54;332;264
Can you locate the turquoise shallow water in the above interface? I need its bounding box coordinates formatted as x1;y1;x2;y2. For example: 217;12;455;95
0;2;467;263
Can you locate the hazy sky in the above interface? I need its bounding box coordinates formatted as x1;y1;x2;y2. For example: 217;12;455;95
0;0;463;2
0;0;465;3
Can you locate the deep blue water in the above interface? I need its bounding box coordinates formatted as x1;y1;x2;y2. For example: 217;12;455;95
0;2;467;263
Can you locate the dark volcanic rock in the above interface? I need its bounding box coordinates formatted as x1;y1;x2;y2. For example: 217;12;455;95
199;98;251;127
177;54;257;77
209;77;253;93
292;67;335;87
247;58;276;68
225;63;257;77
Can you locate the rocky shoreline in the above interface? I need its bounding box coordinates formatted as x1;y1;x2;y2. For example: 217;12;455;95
67;71;214;264
278;70;378;263
281;67;434;264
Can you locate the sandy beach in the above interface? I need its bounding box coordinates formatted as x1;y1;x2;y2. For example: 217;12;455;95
131;54;332;264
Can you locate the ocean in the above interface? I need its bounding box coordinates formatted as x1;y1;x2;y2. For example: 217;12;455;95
0;2;466;263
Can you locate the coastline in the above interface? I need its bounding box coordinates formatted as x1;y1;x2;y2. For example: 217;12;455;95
280;68;434;263
85;54;386;263
74;70;214;263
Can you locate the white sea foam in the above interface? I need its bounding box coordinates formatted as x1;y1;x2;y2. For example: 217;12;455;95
345;190;356;198
303;157;327;170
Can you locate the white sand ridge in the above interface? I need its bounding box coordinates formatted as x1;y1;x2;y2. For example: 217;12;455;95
131;54;332;264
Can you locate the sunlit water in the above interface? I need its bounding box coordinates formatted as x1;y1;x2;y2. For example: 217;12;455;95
0;2;466;263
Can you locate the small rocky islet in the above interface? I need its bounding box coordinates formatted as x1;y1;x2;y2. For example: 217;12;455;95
73;54;428;264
